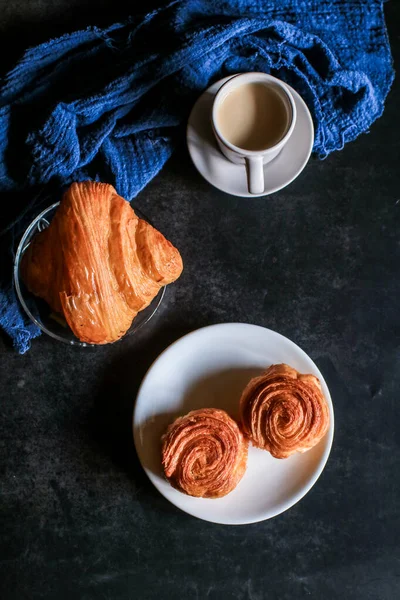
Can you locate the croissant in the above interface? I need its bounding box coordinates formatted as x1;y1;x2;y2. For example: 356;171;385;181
161;408;248;498
21;181;183;344
240;364;330;459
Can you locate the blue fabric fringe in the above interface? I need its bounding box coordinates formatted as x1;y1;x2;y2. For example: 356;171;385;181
0;0;394;353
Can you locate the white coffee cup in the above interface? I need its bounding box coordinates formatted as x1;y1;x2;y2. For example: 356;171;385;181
211;72;297;195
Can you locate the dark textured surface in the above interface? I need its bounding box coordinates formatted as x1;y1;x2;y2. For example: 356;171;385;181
1;2;400;599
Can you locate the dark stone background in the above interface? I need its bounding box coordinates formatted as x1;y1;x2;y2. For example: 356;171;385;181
0;2;399;599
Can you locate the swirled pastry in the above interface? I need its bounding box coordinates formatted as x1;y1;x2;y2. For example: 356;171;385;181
240;364;330;459
21;181;183;344
161;408;248;498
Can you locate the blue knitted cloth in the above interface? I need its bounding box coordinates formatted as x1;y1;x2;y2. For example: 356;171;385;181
0;0;394;353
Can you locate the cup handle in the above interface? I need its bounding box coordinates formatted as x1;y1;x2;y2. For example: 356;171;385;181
246;156;264;195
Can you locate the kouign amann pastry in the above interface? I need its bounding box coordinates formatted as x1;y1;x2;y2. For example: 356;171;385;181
240;364;330;458
161;408;248;498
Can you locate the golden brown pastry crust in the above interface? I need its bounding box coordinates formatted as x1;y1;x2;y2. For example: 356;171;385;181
161;408;248;498
21;182;183;344
240;364;330;459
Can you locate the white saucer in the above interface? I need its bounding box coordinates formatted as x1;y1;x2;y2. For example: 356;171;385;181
187;76;314;197
133;323;334;525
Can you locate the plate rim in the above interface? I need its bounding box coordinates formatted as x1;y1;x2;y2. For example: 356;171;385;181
133;322;334;525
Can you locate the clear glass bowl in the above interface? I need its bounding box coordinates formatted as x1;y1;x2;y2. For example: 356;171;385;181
13;202;165;347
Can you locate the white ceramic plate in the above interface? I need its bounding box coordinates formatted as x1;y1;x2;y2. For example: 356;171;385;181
133;323;334;524
187;76;314;197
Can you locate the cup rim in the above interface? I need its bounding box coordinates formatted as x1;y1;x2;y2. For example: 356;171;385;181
211;72;297;156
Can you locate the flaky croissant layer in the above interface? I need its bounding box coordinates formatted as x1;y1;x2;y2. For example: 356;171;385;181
240;364;330;459
21;182;183;344
161;408;248;498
